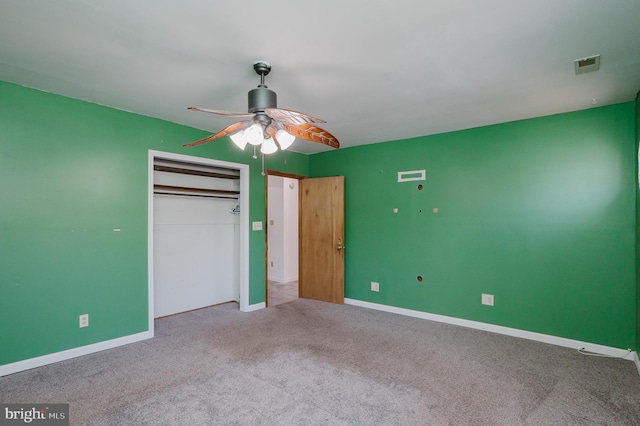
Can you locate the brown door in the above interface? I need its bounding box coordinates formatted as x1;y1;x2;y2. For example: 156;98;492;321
299;176;345;304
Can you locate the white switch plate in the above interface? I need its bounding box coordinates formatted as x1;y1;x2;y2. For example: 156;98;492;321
481;293;494;306
79;314;89;328
371;281;380;292
252;221;263;231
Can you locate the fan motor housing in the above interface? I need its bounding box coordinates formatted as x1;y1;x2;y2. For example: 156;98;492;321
248;86;277;112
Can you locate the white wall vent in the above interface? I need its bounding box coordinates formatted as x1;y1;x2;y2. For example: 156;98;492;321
398;170;426;182
574;54;600;75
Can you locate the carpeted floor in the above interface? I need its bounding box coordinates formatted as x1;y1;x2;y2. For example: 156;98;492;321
268;280;298;307
1;299;639;425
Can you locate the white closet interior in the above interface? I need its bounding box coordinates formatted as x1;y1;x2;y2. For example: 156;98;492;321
153;159;240;318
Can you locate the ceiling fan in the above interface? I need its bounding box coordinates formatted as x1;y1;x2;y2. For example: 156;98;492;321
183;61;340;154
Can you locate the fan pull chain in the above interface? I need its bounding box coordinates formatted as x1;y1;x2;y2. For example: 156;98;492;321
253;146;258;159
261;154;266;176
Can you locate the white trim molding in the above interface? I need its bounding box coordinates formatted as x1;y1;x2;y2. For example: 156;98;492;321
345;299;638;365
0;331;152;377
148;150;251;314
243;302;266;313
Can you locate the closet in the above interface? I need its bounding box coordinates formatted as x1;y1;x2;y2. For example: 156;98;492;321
153;159;240;318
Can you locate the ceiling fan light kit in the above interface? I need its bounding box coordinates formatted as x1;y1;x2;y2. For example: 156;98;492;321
183;61;340;153
230;131;248;150
261;136;278;155
275;129;295;150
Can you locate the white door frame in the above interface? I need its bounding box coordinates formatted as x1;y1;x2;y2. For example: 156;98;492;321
148;150;251;334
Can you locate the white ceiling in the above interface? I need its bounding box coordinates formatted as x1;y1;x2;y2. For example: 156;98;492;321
1;0;639;154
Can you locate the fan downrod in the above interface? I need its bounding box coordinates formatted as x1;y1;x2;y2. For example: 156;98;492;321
248;61;276;113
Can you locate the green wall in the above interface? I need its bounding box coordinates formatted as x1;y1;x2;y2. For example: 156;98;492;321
2;79;637;367
310;103;637;350
0;81;308;366
636;91;640;351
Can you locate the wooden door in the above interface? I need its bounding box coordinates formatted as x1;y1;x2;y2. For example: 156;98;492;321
299;176;345;304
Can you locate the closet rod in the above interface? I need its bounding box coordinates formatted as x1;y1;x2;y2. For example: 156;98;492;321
154;184;239;196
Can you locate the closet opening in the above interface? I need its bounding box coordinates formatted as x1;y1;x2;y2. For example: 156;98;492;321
148;151;250;334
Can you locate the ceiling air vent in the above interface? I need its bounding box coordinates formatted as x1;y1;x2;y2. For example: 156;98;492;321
574;54;600;75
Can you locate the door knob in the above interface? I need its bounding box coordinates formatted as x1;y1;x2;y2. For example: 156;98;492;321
337;239;345;250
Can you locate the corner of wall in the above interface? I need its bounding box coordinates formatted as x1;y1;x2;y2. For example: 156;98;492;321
635;90;640;353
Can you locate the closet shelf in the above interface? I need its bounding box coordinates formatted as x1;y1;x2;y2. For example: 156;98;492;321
154;165;240;180
154;184;239;199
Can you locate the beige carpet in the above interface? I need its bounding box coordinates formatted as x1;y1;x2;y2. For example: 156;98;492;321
268;280;298;307
1;299;639;425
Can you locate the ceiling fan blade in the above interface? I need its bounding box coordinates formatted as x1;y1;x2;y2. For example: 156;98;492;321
265;108;326;125
283;123;340;149
183;120;250;147
188;107;253;117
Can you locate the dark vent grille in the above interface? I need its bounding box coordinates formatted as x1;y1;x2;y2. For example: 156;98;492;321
574;54;600;75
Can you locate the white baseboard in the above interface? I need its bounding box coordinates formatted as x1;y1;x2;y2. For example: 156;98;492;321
4;300;635;377
345;298;637;363
2;300;267;377
0;331;153;377
242;302;266;312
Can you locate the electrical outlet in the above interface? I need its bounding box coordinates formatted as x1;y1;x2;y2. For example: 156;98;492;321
481;293;494;306
79;314;89;328
371;281;380;292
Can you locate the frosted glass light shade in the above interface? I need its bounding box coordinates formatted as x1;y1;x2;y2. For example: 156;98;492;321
261;137;278;154
244;123;264;146
275;129;295;150
230;131;247;150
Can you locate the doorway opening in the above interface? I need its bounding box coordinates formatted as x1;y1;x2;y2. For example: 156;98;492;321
148;150;250;335
265;170;305;307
